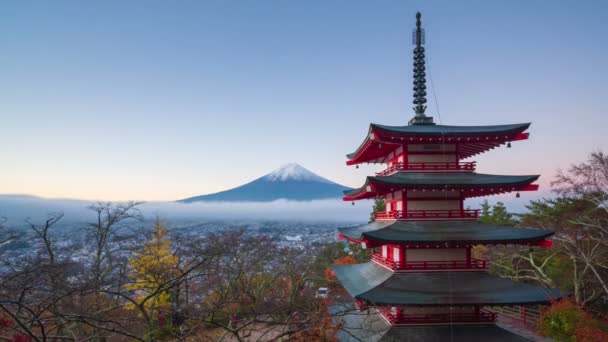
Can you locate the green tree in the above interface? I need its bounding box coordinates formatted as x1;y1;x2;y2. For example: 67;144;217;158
490;202;518;226
520;197;608;306
478;200;517;226
369;198;386;223
479;199;491;223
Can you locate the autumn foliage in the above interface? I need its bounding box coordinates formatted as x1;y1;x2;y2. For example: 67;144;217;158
0;315;31;342
324;255;357;281
125;218;179;313
539;299;608;341
291;301;340;342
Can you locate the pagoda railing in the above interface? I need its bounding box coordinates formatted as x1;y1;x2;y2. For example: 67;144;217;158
371;253;399;269
371;253;488;271
378;307;496;325
402;259;488;271
376;161;476;176
374;209;479;221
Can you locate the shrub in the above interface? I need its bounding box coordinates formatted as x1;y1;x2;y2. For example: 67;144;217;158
539;299;608;342
576;326;608;342
539;299;588;341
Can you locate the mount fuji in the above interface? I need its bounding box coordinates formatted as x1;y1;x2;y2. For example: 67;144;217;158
179;163;351;202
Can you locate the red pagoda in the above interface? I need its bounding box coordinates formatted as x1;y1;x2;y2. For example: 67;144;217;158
332;13;563;341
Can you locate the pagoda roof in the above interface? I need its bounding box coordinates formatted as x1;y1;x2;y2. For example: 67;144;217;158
338;220;554;246
332;306;531;342
371;122;530;136
331;262;563;306
347;123;530;165
344;173;539;200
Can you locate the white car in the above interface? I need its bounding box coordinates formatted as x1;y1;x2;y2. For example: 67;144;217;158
315;287;329;299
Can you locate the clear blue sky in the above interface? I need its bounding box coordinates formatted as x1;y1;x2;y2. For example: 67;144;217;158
1;1;607;201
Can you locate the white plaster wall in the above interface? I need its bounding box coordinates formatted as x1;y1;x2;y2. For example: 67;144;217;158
405;306;476;314
407;200;461;210
406;248;467;261
408;154;457;163
407;191;460;199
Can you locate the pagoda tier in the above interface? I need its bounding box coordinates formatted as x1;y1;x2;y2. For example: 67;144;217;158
333;306;531;341
347;122;530;165
343;173;539;201
332;262;562;306
338;221;554;247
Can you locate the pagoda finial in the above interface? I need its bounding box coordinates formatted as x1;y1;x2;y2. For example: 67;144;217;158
409;12;435;126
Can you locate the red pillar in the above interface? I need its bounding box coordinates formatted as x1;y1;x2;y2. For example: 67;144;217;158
396;306;403;323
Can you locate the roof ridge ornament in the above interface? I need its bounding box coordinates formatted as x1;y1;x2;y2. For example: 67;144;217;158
408;12;435;126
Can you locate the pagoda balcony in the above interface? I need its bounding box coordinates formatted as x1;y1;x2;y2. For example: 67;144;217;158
371;253;488;271
378;307;497;325
376;162;476;176
374;209;479;221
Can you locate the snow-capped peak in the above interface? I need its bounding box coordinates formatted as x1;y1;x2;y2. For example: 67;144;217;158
264;163;333;183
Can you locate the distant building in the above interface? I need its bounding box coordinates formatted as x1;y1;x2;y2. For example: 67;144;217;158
332;12;564;341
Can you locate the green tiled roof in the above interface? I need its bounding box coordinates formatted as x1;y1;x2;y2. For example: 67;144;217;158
344;173;539;197
371;122;530;136
346;123;531;160
338;220;553;244
332;262;563;306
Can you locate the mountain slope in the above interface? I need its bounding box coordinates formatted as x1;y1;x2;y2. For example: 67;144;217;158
179;163;350;202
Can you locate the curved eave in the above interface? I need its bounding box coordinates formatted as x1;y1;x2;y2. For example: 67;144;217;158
346;123;531;165
371;122;531;136
332;262;565;306
343;173;540;201
337;221;554;246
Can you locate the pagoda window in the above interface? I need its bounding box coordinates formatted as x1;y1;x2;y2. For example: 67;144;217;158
395;201;403;211
393;246;401;264
382;245;388;258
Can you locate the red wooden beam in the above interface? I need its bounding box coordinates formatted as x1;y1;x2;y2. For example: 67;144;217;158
532;239;553;247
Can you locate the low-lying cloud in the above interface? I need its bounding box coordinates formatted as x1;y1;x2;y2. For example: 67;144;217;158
0;191;554;228
0;195;370;226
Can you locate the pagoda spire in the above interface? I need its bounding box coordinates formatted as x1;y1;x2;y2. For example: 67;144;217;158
409;12;435;125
